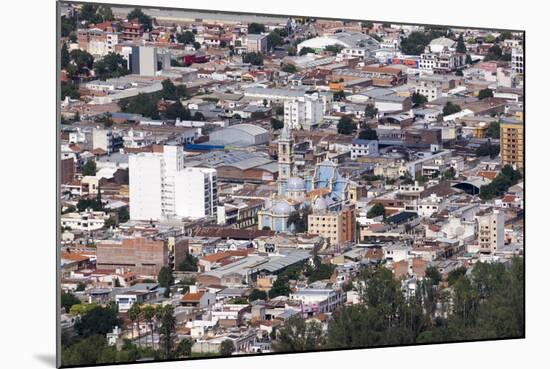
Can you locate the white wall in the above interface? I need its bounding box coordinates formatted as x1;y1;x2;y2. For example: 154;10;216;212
129;153;163;220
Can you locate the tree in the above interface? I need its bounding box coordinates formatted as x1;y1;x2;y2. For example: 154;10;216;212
287;211;305;234
305;256;335;283
425;266;442;285
176;338;194;357
269;276;291;298
61;43;70;69
80;4;99;22
267;31;284;50
364;104;378;119
475;143;500;159
117;207;130;223
248;23;265;34
333;90;346;101
82;160;97;176
299;47;316;56
242;52;264;65
61;82;80;100
358;127;378;140
70;49;94;73
362;21;374;29
96;5;114;22
367;203;385;218
443;101;461;116
157;267;174;289
456;33;467;53
411;92;428;106
248;289;268;302
193;42;202;50
158;305;177;359
94;52;129;80
400;31;437;55
486;121;500;139
127;8;152;30
75;305;121;338
272;315;326;352
176;31;195;45
478;88;494;100
337;115;354;135
281;63;297;73
80;4;114;24
160;79;187;101
479;165;522;200
164;101;191;121
442;167;456;180
61;15;76;38
127;303;141;342
324;44;344;54
485;44;503;61
178;252;198;272
271;117;284;130
142;305;156;349
219;339;236;356
119;93;159;119
61;292;81;312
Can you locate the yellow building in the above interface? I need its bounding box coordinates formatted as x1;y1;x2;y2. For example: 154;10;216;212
307;199;355;246
500;119;524;170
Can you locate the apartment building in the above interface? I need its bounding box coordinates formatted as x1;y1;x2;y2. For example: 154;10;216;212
284;93;324;130
175;167;218;219
477;210;504;254
96;236;188;276
129;145;184;221
308;200;355;246
500;118;524;169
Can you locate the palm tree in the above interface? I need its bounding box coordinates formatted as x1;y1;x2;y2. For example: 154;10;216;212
128;303;141;343
143;305;156;349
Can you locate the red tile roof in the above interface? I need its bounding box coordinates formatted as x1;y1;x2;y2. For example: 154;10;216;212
181;292;205;302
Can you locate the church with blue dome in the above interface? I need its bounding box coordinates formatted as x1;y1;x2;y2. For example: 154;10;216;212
258;123;351;232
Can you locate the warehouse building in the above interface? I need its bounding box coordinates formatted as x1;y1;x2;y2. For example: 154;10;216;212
209;124;269;146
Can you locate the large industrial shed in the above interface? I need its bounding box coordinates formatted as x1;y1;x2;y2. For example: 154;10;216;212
209;124;269;146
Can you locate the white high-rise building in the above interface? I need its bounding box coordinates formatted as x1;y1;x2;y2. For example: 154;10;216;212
129;153;163;221
477;210;504;254
129;145;184;221
129;145;217;221
175;168;218;219
284;93;324;130
511;47;524;75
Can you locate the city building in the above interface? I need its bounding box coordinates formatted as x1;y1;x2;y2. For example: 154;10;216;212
500;118;524;169
477;210;505;254
245;34;268;53
308;200;355;246
129;145;184;221
96;236;188;277
175;167;218;219
511;47;524;75
350;139;379;159
283;93;324;130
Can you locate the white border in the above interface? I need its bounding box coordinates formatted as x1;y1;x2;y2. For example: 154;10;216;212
2;1;546;368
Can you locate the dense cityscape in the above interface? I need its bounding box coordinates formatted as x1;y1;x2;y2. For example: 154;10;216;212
58;2;524;366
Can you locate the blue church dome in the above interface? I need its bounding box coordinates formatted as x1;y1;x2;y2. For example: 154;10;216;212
272;201;292;215
287;177;306;191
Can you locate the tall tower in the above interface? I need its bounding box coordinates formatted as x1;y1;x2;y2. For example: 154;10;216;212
278;123;294;195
